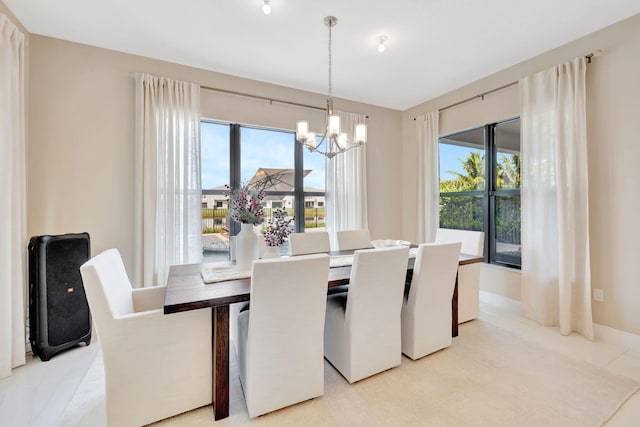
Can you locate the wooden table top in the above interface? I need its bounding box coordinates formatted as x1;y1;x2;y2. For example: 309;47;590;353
164;251;483;315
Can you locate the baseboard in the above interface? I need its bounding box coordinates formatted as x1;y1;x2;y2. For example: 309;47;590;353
594;323;640;353
479;290;520;311
480;290;640;352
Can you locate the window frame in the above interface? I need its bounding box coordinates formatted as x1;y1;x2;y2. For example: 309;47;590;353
438;116;521;269
488;118;521;268
201;120;321;236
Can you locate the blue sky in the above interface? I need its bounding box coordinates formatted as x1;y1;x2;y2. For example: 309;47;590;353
439;144;482;181
201;122;230;189
201;122;326;190
202;122;477;187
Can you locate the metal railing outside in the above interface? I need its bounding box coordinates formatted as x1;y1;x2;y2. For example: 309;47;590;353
202;207;326;233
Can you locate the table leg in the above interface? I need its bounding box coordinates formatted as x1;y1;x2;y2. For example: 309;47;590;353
213;306;229;420
452;272;459;337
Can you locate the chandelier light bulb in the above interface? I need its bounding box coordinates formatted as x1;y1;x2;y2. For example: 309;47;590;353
337;133;348;150
355;123;367;144
377;35;388;53
306;132;317;149
296;121;309;141
329;115;341;137
262;0;271;15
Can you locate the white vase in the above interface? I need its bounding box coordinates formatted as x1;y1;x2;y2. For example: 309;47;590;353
236;223;258;270
262;245;281;259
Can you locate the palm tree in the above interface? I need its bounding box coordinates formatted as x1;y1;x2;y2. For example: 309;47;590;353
497;154;520;189
448;151;485;191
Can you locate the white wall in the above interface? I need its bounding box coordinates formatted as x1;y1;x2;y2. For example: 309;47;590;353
402;14;640;336
26;36;402;278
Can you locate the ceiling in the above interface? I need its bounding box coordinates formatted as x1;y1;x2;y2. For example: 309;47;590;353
5;0;640;110
441;118;520;153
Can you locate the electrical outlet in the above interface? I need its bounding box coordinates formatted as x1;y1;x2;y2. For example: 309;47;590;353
593;288;604;302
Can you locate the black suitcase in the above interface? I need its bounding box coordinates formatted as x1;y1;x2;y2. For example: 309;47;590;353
28;233;92;361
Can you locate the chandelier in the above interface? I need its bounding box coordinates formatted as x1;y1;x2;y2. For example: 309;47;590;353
296;16;367;159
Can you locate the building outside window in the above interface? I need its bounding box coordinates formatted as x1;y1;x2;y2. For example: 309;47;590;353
438;117;521;268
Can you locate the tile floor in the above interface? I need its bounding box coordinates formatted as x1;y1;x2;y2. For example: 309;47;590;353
1;292;639;426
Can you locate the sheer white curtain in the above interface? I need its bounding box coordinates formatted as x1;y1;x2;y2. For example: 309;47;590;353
520;57;593;339
326;110;368;249
134;73;202;287
415;111;440;244
0;14;26;379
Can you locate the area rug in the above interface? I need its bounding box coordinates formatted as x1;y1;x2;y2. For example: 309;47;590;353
59;320;639;426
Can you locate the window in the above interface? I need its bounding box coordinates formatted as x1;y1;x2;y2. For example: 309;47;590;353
303;133;326;232
201;122;231;262
201;121;326;261
438;117;521;268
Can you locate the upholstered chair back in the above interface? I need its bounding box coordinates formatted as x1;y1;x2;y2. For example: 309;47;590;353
435;228;483;256
402;242;461;359
238;254;330;418
324;246;409;383
336;229;372;251
289;231;331;255
80;249;134;328
434;228;484;323
346;246;408;329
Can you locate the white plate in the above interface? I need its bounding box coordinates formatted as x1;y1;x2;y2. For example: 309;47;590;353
371;239;412;248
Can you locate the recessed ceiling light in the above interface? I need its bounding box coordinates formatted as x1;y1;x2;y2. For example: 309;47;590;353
262;0;271;15
377;36;388;53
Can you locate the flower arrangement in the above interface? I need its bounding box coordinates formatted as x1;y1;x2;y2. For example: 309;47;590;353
263;209;293;247
229;184;266;225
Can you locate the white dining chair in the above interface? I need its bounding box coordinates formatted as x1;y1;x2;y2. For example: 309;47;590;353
435;228;484;323
335;229;372;251
289;231;330;255
237;254;330;418
80;249;212;427
289;231;350;295
401;242;461;360
324;246;409;383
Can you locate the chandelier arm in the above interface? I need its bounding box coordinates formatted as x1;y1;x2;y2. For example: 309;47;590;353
304;131;361;159
314;133;329;152
305;133;332;158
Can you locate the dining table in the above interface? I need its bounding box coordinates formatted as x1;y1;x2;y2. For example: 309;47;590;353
163;249;483;420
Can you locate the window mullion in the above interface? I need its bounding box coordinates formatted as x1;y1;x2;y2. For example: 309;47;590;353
230;124;241;237
484;124;493;263
294;134;304;233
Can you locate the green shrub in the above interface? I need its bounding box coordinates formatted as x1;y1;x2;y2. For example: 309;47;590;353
202;226;221;234
305;222;326;229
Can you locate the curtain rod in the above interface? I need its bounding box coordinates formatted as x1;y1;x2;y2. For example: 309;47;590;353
201;85;326;112
201;85;370;119
413;51;599;120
